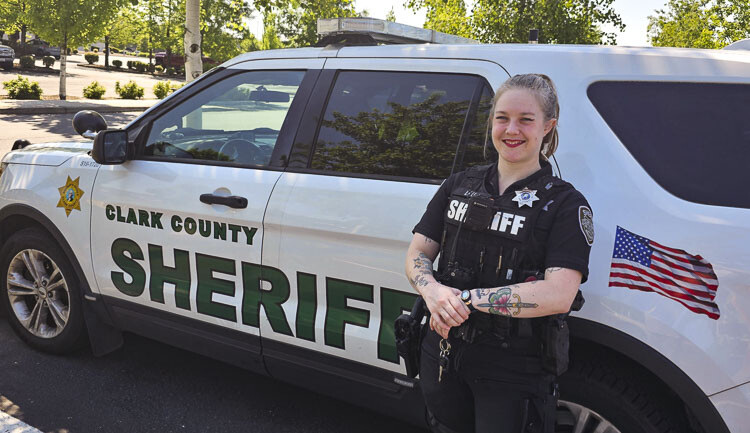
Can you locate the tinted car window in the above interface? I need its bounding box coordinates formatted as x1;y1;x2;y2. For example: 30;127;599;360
144;70;305;166
310;71;487;180
588;81;750;208
454;83;494;172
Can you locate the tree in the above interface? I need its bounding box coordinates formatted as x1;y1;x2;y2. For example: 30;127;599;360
647;0;750;48
0;0;30;48
406;0;625;44
185;0;201;82
200;0;253;62
26;0;121;99
385;7;396;22
258;0;358;47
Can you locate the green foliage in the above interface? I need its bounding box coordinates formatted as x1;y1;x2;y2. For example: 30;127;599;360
126;60;134;69
155;65;164;72
166;66;176;75
3;75;42;99
647;0;750;48
406;0;625;44
18;55;34;69
92;47;99;52
73;49;78;54
258;0;358;47
83;81;106;99
153;80;181;99
112;59;122;68
147;63;155;73
385;7;396;22
84;53;99;64
115;80;144;99
42;56;55;68
134;61;146;72
199;0;253;62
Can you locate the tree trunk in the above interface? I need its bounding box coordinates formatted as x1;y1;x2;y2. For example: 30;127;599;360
59;35;67;100
20;25;26;48
185;0;202;83
105;34;110;70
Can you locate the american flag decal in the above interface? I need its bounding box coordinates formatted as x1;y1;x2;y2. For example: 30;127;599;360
609;226;720;320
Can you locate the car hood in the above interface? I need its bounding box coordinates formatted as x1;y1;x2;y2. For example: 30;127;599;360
2;141;93;166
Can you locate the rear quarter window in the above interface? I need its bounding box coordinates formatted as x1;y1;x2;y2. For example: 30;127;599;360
588;81;750;209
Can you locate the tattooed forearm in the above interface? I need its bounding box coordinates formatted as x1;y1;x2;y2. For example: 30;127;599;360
477;287;538;316
474;288;490;297
412;252;434;275
546;267;563;274
413;275;429;287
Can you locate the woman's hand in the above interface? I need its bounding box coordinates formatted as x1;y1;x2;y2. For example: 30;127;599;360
423;282;469;334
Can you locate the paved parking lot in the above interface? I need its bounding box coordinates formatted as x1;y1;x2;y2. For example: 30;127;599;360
0;54;184;100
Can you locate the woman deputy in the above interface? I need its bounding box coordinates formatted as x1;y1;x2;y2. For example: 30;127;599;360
405;74;593;433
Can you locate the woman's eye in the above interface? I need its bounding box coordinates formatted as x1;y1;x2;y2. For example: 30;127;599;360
495;116;508;121
522;117;534;122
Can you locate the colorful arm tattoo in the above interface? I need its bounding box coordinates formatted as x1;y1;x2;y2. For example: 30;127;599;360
476;287;538;316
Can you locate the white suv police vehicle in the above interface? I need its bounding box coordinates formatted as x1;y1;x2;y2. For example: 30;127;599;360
1;18;748;433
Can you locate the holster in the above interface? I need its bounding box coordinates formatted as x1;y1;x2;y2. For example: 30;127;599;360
541;290;585;375
394;296;428;378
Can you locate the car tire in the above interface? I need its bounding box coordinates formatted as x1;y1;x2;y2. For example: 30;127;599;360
556;354;688;433
0;228;87;354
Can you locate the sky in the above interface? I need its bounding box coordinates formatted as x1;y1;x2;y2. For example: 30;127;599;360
250;0;668;46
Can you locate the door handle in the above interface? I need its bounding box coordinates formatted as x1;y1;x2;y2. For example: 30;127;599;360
199;194;248;209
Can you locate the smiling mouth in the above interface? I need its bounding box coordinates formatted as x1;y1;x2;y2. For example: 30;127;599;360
503;139;525;148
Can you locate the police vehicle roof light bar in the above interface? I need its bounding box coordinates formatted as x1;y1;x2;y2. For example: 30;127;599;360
317;17;479;45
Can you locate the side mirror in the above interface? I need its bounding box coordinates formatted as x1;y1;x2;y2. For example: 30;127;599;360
72;110;107;139
92;130;129;165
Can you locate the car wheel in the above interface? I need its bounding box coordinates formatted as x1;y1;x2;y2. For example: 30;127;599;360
0;228;87;354
556;355;687;433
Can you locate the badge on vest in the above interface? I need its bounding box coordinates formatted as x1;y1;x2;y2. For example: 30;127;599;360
512;188;539;208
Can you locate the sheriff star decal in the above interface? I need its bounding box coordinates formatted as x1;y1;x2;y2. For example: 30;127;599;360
57;176;84;217
512;188;539;208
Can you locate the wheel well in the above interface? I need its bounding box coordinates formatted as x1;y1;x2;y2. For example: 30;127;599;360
568;317;726;433
0;214;50;246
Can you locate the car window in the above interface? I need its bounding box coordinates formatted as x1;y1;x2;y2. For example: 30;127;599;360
310;71;490;181
144;70;305;166
454;83;494;172
588;81;750;209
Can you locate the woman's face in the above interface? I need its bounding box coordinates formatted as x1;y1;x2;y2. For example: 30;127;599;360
491;88;556;166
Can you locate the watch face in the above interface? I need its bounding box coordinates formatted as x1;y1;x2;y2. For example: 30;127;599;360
461;290;471;302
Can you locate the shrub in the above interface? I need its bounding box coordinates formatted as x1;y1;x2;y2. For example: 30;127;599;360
93;47;99;53
166;66;176;75
83;81;106;99
126;60;134;70
112;59;122;69
42;56;55;68
153;80;184;99
3;75;42;100
146;63;155;73
134;61;146;73
19;55;35;69
115;80;144;99
73;49;78;55
155;65;163;73
84;53;99;65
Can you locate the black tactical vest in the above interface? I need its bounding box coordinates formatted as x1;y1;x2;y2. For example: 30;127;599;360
437;163;575;288
436;164;581;375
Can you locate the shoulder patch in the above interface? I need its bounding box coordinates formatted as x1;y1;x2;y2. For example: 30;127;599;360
578;205;594;246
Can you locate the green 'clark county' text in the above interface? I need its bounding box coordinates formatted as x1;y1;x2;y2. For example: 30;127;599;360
105;204;257;245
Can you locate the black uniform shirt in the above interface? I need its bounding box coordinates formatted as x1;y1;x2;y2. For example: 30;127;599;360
413;161;593;283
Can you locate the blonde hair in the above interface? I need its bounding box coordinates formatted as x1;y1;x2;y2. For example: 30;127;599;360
485;73;560;159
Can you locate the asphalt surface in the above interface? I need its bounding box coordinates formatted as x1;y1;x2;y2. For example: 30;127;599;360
0;311;425;433
0;54;183;100
0;112;140;158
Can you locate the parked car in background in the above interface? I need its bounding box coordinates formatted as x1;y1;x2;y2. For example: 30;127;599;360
154;51;217;68
14;39;60;59
0;44;14;69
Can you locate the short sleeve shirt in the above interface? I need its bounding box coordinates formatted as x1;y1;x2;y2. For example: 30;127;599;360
413;161;593;283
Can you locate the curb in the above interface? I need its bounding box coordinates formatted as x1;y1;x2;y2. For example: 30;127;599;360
0;101;156;115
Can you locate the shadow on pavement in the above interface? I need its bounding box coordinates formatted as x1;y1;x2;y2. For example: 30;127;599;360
5;112;136;141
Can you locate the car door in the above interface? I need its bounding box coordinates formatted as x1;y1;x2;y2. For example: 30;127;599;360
261;58;507;390
89;59;324;371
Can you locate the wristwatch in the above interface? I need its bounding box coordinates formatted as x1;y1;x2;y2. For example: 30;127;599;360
460;290;477;312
